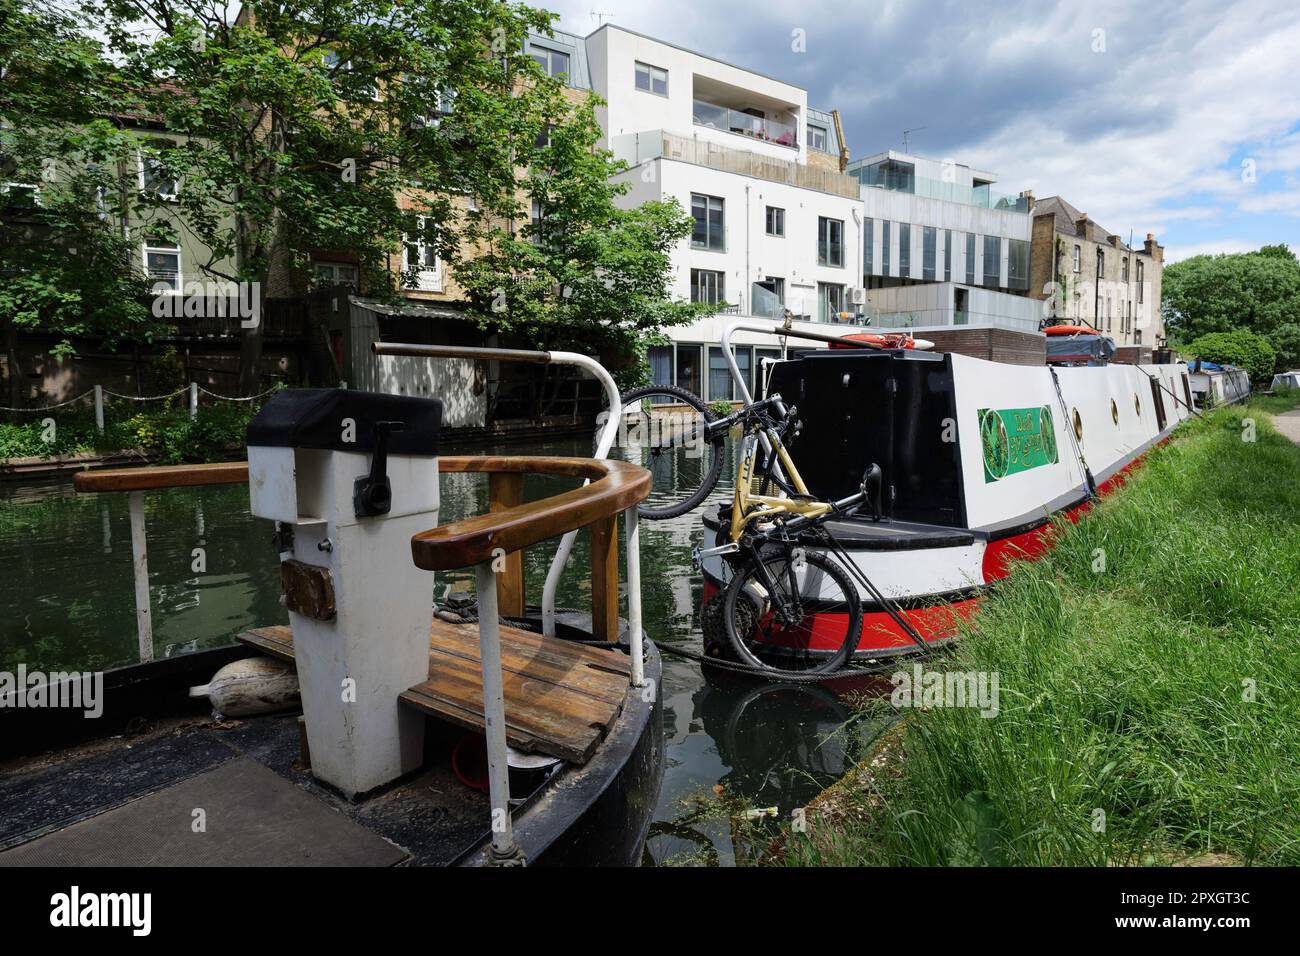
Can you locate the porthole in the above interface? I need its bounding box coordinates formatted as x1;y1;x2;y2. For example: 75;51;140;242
1111;398;1119;425
1072;407;1083;441
1134;393;1141;416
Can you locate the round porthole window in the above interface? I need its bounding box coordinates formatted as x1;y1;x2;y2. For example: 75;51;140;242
1072;407;1083;441
1111;398;1119;425
1134;393;1141;416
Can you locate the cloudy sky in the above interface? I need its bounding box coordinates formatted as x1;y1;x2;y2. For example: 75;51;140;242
542;0;1300;262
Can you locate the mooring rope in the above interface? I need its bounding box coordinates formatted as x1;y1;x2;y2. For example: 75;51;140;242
197;384;281;402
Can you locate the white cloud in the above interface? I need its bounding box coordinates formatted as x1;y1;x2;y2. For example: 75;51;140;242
1164;239;1260;263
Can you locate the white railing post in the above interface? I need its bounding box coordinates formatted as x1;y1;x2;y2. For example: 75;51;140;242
624;505;644;688
474;561;524;865
127;490;154;663
189;381;198;421
94;384;104;435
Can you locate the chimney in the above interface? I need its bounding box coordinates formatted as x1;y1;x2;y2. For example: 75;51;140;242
1144;232;1161;259
1075;214;1089;236
1021;189;1035;211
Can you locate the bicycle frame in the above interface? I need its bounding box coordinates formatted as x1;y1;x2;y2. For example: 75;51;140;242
728;426;828;542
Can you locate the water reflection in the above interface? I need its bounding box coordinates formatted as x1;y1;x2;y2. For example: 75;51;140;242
1;436;894;865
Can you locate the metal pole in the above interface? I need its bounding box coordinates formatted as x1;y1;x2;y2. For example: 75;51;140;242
189;381;198;421
128;491;154;663
94;385;104;435
474;561;524;865
624;505;644;688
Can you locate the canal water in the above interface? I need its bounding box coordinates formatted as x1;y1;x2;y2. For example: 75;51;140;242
0;436;884;865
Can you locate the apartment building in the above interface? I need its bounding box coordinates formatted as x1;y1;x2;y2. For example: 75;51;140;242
850;150;1042;337
584;25;869;401
1028;195;1165;353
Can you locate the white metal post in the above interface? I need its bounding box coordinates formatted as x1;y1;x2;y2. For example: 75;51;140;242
127;490;154;663
475;561;524;865
189;382;198;421
624;505;645;688
94;385;104;435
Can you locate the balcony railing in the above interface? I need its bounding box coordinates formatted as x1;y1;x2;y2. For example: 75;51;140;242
625;131;859;199
856;169;1030;212
692;100;798;149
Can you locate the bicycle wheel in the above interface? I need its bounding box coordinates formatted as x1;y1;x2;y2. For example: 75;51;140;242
724;548;862;674
610;384;725;520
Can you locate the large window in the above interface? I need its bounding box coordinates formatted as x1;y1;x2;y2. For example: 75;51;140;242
807;124;828;151
965;233;975;285
943;229;952;281
882;221;892;276
528;199;546;245
817;216;844;267
529;45;569;79
922;226;937;281
691;193;725;251
139;143;178;200
313;261;359;290
404;216;442;290
690;268;725;306
818;282;845;322
634;61;668;96
898;222;911;277
765;205;785;237
982;234;1000;288
143;241;181;292
676;345;702;395
708;346;751;401
1008;239;1030;291
864;217;874;274
648;346;673;386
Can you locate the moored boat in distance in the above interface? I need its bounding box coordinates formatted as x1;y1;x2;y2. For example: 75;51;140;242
1189;359;1252;408
700;323;1195;661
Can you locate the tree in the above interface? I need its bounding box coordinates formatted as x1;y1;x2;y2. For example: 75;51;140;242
87;0;570;394
453;95;708;386
1163;244;1300;371
1186;330;1276;383
0;0;157;407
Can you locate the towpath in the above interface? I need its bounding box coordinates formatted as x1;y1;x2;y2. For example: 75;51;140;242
1273;409;1300;447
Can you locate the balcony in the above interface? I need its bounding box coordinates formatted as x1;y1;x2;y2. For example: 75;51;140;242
855;165;1030;212
692;100;798;150
618;130;859;199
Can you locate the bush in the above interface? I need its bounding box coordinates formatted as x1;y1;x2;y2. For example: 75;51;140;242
1186;329;1276;382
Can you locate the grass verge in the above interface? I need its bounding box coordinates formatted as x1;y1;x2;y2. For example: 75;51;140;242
779;398;1300;866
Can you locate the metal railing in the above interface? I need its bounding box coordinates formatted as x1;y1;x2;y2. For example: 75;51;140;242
692;100;798;149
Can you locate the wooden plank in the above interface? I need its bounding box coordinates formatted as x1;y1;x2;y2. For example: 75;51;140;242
74;461;249;493
589;515;619;642
487;472;525;616
238;626;294;660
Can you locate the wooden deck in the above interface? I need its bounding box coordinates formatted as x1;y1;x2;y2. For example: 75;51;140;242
237;619;631;764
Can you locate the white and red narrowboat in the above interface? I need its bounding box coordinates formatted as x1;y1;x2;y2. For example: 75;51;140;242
700;335;1196;661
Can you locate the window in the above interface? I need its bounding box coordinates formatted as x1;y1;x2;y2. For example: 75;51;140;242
943;229;952;281
818;282;845;322
922;226;936;281
1;182;40;207
1073;245;1081;273
1137;260;1145;302
322;51;378;100
864;217;874;275
882;221;891;276
140;143;178;200
765;205;785;237
965;233;975;285
534;124;553;149
529;45;569;79
314;262;359;290
676;345;702;395
634;61;668;96
708;346;750;401
404;217;441;290
1106;297;1112;332
983;235;1000;288
898;222;911;277
807;124;828;151
528;199;547;245
691;268;725;306
143;241;181;292
1008;239;1030;291
1122;257;1129;282
648;346;673;386
691;193;725;251
818;217;844;267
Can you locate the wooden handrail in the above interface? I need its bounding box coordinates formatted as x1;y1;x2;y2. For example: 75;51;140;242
73;461;250;492
411;457;650;571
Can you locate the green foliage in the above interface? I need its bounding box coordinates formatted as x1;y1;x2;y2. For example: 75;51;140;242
1163;245;1300;371
779;404;1300;866
1186;329;1276;382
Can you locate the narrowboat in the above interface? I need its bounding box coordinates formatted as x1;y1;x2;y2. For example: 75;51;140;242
1188;360;1252;408
699;322;1196;660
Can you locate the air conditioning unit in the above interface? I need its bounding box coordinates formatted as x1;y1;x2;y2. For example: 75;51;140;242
848;287;867;306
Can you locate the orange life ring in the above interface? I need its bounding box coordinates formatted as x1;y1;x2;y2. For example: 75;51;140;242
1044;324;1097;336
832;332;916;350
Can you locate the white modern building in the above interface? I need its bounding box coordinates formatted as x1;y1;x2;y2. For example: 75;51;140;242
531;25;872;401
850;151;1041;333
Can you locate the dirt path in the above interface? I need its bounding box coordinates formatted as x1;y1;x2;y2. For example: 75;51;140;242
1273;409;1300;446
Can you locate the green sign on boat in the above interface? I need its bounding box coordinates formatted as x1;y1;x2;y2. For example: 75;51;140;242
978;406;1059;483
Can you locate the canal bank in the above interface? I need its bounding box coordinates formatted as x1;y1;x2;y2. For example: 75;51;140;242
774;396;1300;866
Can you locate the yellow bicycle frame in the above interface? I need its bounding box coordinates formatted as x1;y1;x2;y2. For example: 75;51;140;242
728;429;830;542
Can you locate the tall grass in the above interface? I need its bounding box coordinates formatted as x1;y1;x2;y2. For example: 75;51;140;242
782;402;1300;866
